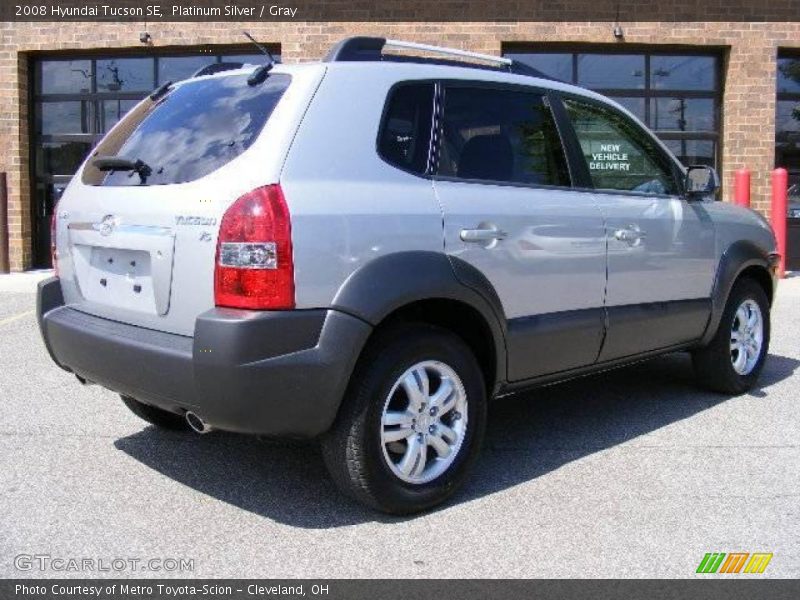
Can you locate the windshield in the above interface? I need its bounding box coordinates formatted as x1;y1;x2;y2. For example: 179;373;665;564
82;72;291;186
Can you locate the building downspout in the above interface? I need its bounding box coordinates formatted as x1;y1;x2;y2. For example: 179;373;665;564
0;173;9;273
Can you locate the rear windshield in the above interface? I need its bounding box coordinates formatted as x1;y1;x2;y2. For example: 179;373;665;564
82;72;291;186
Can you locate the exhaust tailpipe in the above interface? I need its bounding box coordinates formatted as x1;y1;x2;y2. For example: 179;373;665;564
185;411;213;434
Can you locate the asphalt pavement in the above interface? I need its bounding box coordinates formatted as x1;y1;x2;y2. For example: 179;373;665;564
1;274;798;578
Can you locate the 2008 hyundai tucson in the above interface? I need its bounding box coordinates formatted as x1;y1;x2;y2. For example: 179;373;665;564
37;37;780;514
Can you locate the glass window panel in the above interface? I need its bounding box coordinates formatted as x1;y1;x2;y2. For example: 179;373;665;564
608;97;646;122
438;86;570;186
37;60;93;94
577;54;645;89
650;55;716;91
221;53;279;65
564;97;678;195
504;52;573;82
776;140;800;169
101;99;140;133
158;56;215;84
33;183;54;266
777;100;800;134
378;83;435;174
36;141;93;176
777;58;800;94
786;171;800;211
96;58;153;93
650;98;715;132
87;73;292;186
662;139;715;168
38;101;92;135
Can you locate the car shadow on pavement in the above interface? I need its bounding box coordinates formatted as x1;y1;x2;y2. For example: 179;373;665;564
114;351;798;528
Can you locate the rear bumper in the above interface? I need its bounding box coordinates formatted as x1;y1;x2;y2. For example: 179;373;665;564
37;277;372;438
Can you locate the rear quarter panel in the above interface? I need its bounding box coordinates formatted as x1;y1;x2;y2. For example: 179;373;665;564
280;65;445;310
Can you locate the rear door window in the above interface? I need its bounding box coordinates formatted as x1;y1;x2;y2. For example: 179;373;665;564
83;72;291;186
437;85;570;187
378;83;435;175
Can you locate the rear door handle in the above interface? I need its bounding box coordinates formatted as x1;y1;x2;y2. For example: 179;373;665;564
613;225;646;245
460;227;507;243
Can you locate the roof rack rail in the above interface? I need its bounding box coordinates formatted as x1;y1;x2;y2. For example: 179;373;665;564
192;62;245;78
323;37;555;80
325;37;511;67
388;39;511;66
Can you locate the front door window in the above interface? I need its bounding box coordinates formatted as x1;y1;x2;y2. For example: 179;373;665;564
563;97;679;196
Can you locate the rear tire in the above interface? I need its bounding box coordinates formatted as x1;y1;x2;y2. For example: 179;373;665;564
692;278;770;394
120;395;188;430
321;323;487;515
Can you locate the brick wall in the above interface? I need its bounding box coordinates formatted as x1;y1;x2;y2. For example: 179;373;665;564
1;21;799;270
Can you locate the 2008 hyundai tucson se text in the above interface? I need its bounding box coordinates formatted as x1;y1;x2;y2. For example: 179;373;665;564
37;37;780;514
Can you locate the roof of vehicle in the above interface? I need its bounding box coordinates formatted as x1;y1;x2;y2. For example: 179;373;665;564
182;55;609;108
166;38;681;169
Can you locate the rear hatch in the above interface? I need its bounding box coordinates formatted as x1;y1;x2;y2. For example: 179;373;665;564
54;65;323;336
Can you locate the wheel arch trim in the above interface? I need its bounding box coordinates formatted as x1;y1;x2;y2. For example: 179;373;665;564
701;240;774;346
330;251;508;390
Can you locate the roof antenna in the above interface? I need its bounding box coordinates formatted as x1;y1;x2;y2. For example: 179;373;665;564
242;31;276;86
242;31;276;63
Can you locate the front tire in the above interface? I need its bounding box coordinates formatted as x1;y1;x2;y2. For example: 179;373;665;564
321;323;487;514
692;278;770;394
120;395;188;430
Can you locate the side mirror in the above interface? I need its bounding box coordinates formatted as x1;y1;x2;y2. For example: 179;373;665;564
684;165;719;200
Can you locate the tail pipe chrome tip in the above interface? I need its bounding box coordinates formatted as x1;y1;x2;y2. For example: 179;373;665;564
185;411;213;434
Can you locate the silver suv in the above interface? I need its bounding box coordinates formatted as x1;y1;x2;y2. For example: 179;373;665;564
37;37;779;514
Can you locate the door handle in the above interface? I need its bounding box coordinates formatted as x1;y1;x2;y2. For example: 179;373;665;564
613;226;646;245
460;227;507;243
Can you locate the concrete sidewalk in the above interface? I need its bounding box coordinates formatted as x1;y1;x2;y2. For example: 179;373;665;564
0;270;53;293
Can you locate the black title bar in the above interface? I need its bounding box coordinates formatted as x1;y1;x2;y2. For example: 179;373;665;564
2;0;800;22
3;580;800;600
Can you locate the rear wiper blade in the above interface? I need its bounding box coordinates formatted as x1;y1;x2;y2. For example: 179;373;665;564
93;156;152;183
242;31;276;86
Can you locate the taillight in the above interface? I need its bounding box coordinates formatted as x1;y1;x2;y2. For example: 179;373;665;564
214;184;294;310
50;204;59;277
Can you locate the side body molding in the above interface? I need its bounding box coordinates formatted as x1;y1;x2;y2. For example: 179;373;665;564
331;251;508;388
701;240;773;346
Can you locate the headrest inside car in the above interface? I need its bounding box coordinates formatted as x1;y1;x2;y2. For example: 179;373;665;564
457;133;513;182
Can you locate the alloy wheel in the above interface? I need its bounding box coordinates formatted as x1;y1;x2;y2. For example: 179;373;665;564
730;298;764;376
380;361;469;484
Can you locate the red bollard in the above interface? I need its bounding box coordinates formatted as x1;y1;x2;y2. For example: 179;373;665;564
772;168;788;279
733;168;751;207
